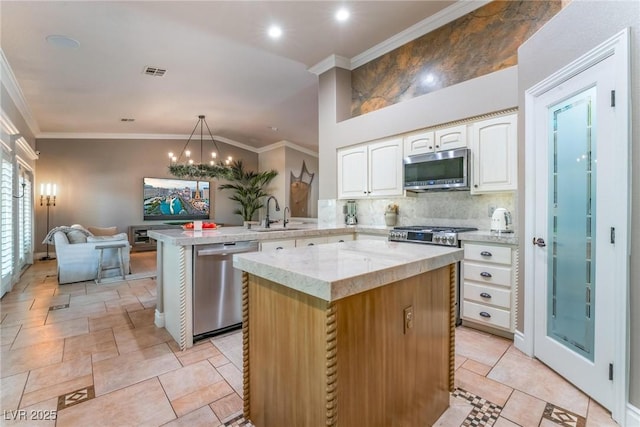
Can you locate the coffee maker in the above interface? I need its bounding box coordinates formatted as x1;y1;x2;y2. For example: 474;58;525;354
344;200;357;225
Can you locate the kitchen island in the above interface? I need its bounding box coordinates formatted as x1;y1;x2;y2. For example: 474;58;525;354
233;240;462;427
147;224;388;349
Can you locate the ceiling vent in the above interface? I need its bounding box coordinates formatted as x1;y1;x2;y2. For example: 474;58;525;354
143;66;166;77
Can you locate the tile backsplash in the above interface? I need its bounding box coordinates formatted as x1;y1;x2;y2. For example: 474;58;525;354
319;191;517;232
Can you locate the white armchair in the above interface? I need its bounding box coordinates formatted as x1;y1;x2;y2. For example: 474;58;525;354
53;229;131;284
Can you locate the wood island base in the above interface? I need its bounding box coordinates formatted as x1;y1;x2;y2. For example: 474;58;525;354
241;265;455;427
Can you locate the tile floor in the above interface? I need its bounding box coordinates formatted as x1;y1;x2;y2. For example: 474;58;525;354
0;254;619;426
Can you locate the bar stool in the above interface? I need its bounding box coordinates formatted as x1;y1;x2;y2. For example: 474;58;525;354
95;243;127;284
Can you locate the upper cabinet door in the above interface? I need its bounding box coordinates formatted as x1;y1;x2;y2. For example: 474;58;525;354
337;145;368;199
434;124;468;151
403;131;435;156
368;138;403;197
470;114;517;194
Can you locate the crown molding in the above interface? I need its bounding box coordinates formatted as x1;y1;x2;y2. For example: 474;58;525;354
257;140;318;158
14;136;39;161
37;132;260;153
308;54;351;76
0;49;40;137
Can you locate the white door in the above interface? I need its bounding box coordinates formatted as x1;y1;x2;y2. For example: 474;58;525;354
531;54;623;411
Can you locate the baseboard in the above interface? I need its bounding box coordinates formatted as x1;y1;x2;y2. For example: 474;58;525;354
155;309;165;328
627;402;640;426
513;330;533;356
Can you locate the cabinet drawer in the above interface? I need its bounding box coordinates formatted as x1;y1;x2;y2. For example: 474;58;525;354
326;234;354;243
260;239;296;251
296;237;328;247
463;282;511;309
463;301;511;330
463;262;512;287
464;243;511;265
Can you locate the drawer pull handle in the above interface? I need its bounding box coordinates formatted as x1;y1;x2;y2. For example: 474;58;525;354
276;247;284;250
479;311;491;318
480;251;492;257
480;272;492;278
480;292;492;299
308;243;315;246
338;240;345;242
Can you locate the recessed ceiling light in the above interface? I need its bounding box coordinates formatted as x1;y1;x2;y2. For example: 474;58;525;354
268;25;282;39
335;8;350;22
46;35;80;49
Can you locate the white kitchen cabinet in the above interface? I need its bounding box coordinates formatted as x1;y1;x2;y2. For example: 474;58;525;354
325;234;354;243
461;241;518;334
404;124;467;157
434;124;467;151
260;239;296;251
470;114;517;194
355;233;389;241
337;138;403;199
403;130;435;156
296;236;328;247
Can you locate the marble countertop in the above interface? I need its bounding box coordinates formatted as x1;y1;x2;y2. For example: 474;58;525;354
459;230;519;245
233;240;463;302
147;224;391;246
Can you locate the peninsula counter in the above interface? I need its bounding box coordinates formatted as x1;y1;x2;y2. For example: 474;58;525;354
233;240;462;427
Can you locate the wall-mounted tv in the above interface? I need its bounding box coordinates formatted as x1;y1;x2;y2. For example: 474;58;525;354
143;177;210;221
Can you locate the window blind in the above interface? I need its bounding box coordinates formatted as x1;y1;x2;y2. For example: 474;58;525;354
1;156;13;280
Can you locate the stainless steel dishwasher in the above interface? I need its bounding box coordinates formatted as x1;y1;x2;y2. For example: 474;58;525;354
193;241;258;340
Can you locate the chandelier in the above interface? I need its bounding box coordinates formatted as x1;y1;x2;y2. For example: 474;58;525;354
168;115;234;179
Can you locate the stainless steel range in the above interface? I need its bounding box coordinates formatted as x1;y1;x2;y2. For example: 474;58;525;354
388;225;477;325
388;225;477;246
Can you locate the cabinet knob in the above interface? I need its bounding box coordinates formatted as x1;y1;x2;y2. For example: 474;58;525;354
480;251;492;257
480;272;492;278
435;145;440;148
480;292;492;299
474;184;478;188
479;311;492;318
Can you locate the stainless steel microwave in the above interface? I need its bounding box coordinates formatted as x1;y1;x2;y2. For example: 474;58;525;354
403;148;470;191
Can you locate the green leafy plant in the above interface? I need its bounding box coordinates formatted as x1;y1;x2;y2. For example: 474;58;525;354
218;160;278;222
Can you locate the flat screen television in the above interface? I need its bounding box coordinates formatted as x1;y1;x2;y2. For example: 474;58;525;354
143;177;210;221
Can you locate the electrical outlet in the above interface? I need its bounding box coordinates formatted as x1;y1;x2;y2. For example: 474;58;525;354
488;205;496;217
403;306;413;334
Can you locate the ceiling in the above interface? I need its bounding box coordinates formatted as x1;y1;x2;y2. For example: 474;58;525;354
1;1;460;152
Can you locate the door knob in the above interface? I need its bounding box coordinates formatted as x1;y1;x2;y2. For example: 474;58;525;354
533;237;546;247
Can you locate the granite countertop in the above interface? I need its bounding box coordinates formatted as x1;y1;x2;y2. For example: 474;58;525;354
458;230;519;245
147;224;391;246
233;240;463;302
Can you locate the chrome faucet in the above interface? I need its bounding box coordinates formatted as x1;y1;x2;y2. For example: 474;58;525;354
264;196;280;228
283;207;290;228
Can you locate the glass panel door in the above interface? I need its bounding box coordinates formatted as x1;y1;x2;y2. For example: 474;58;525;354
547;87;596;361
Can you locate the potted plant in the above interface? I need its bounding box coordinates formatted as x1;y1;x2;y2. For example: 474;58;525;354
218;160;278;224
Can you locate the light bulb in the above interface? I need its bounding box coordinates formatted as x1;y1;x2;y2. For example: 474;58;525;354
53;184;57;196
168;152;173;158
185;150;191;157
211;152;217;158
188;159;194;165
225;159;230;165
227;156;232;161
210;161;214;165
172;156;177;162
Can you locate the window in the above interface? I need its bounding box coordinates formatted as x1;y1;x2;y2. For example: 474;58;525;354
1;149;13;290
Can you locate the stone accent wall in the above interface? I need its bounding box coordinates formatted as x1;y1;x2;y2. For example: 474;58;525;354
351;0;561;117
